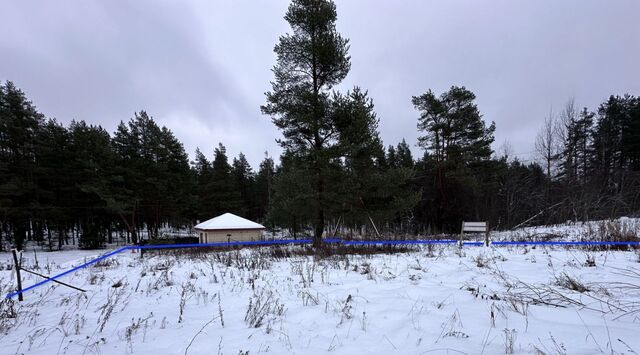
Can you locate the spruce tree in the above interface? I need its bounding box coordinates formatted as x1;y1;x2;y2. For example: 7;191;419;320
193;148;213;219
332;88;419;235
0;81;45;249
35;119;73;250
68;120;114;249
255;154;275;221
393;139;414;169
157;126;193;227
203;143;243;217
269;152;314;238
231;153;255;219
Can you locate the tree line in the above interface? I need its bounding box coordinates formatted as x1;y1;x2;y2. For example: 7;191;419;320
261;0;640;245
1;0;638;250
0;82;279;250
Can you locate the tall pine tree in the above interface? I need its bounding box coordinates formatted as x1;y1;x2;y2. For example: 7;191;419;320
412;86;495;230
262;0;350;246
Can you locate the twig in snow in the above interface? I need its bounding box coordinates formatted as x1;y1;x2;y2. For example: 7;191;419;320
184;315;220;355
383;335;397;350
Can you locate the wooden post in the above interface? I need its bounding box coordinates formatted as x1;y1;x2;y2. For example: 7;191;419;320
459;222;464;247
11;249;23;301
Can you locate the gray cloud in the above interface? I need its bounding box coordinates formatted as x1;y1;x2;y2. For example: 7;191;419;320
1;0;639;166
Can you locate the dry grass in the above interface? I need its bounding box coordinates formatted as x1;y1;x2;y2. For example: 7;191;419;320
555;273;591;293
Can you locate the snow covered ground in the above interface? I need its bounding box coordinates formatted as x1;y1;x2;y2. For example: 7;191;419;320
490;217;640;242
1;243;640;355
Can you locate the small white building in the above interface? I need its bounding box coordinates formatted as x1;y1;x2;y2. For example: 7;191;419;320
194;213;266;243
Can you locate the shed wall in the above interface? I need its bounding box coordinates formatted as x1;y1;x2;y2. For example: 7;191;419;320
197;229;263;243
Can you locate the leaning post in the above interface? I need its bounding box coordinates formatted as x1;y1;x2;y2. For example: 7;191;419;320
11;248;24;301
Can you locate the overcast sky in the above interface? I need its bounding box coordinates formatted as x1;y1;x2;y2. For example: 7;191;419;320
2;0;639;167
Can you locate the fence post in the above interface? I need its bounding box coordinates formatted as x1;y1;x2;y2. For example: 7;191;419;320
459;222;464;248
11;248;24;301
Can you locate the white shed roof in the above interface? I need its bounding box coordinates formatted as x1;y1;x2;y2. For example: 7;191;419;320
194;213;265;230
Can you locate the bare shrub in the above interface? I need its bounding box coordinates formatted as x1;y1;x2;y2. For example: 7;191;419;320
584;255;596;267
432;296;448;310
124;313;153;348
97;284;128;332
503;328;517;354
93;258;119;269
473;254;489;268
316;243;417;257
147;269;174;293
454;247;466;258
506;297;529;316
244;286;286;328
549;334;567;355
179;282;196;323
218;293;225;327
356;262;377;280
290;258;316;287
151;259;175;271
212;250;273;270
0;299;18;332
489;303;498;328
555;273;590;293
338;294;353;324
360;311;367;332
265;245;296;259
436;310;464;343
74;314;86;335
298;290;320;306
492;269;587;309
426;243;436;258
583;220;639;251
87;271;104;285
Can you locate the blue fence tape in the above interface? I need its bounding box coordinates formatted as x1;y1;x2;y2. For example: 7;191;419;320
136;238;313;250
462;241;485;246
5;238;640;299
340;239;458;246
5;246;131;300
492;241;640;246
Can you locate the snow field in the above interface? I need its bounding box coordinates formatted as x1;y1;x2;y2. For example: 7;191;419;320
0;244;639;354
490;217;640;242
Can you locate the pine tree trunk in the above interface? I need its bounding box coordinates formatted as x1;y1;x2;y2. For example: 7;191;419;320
292;215;297;240
313;167;325;248
15;221;26;251
58;225;69;249
47;226;52;252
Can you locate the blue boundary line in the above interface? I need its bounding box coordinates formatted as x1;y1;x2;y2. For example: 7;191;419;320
5;238;640;299
5;246;131;300
492;241;640;246
137;238;314;250
339;239;458;245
